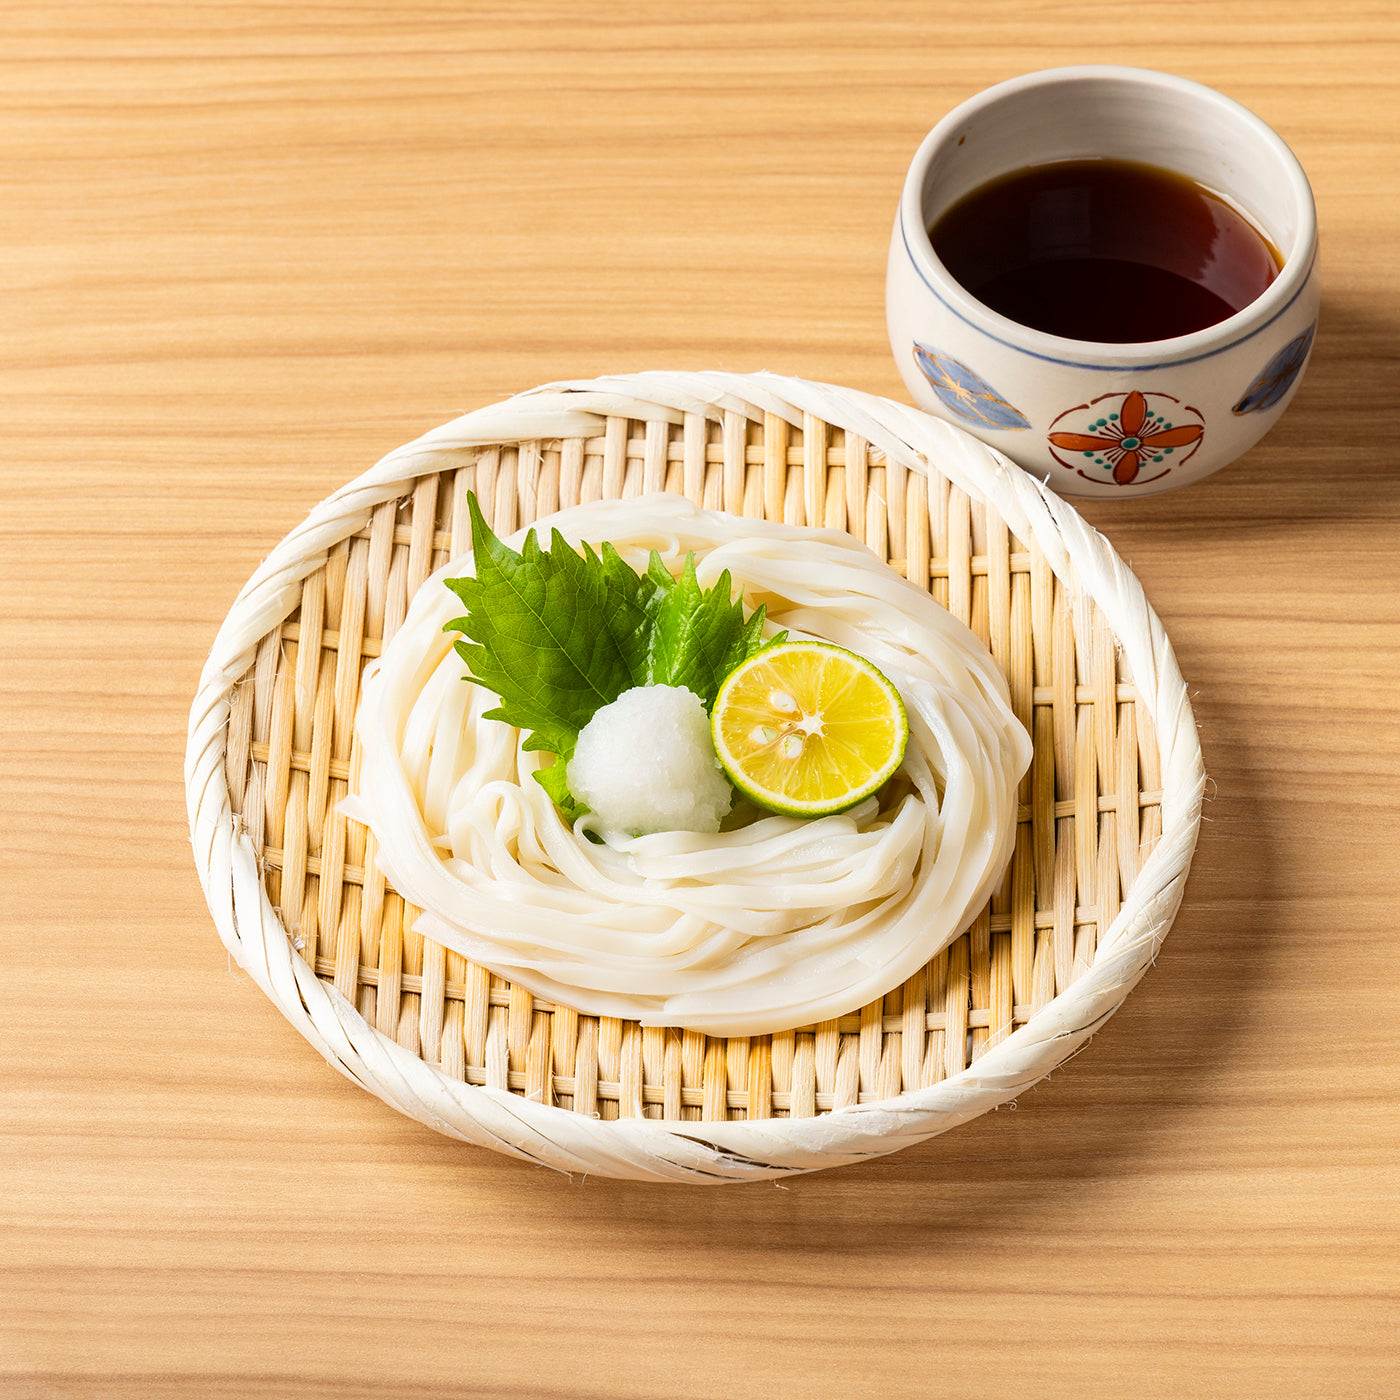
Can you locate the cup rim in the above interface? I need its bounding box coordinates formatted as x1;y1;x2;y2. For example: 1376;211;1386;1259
898;65;1319;371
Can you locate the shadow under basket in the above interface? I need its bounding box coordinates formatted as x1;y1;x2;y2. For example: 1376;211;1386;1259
186;372;1203;1183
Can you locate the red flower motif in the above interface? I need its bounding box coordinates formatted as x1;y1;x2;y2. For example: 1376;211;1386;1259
1048;390;1204;484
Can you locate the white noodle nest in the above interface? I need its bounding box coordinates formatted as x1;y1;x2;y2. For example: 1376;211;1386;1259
346;495;1031;1036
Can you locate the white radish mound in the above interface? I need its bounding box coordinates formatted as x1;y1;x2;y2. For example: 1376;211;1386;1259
569;684;733;837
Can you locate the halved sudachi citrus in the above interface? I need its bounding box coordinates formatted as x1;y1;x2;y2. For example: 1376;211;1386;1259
711;640;908;817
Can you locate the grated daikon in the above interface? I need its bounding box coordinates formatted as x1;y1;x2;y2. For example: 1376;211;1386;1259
569;684;732;837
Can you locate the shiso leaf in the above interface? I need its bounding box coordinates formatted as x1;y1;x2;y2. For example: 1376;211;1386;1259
532;754;588;822
443;494;634;759
597;541;666;686
645;555;784;702
442;494;783;813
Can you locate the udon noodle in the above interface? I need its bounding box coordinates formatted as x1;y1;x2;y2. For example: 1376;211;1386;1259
345;495;1031;1036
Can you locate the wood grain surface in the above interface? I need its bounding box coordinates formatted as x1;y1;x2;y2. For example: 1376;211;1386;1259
3;2;1398;1396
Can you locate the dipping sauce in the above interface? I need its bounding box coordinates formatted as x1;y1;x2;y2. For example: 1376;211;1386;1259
929;158;1283;342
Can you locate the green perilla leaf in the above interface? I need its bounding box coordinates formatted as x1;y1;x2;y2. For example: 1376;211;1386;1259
646;554;785;702
444;494;634;757
443;494;781;812
530;752;589;822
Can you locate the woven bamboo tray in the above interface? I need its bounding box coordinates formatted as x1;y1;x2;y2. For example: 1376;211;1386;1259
186;372;1204;1183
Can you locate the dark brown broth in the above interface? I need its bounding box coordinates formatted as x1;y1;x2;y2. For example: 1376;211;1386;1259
929;158;1282;342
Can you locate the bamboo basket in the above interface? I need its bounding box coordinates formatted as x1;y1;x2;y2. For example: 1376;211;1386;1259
185;372;1204;1183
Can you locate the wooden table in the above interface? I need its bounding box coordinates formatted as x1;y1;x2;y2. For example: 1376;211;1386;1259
5;4;1398;1396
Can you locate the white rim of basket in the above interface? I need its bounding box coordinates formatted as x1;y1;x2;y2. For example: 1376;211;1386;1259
185;371;1205;1184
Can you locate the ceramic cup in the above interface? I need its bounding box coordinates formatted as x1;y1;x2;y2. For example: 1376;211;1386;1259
886;66;1319;497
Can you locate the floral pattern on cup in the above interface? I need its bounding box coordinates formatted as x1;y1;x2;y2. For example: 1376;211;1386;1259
912;343;1031;430
1047;390;1205;486
1231;323;1316;415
